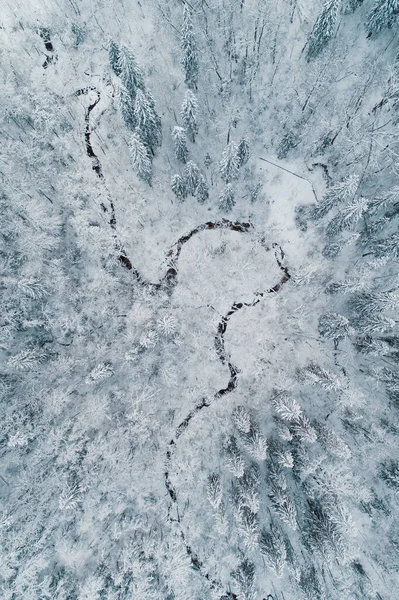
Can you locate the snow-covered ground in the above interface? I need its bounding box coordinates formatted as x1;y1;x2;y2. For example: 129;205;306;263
1;1;399;599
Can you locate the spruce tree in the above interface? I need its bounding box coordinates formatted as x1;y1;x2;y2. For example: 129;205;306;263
108;39;121;75
184;160;201;195
196;176;209;203
326;197;369;237
237;137;250;167
117;83;136;130
225;436;245;477
219;184;236;211
313;174;359;220
219;141;240;183
318;312;350;347
129;131;152;184
181;90;199;142
172;126;189;163
231;560;256;600
134;89;162;150
259;525;287;578
118;43;145;94
171;174;187;201
181;4;199;91
367;0;399;34
306;0;341;60
204;152;212;168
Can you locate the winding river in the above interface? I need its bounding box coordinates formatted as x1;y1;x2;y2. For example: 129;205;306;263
76;88;288;600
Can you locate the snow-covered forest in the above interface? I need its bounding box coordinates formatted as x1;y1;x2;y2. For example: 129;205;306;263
1;0;399;598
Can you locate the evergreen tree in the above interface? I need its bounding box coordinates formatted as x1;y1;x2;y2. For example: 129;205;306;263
313;174;359;220
232;406;251;434
231;559;257;600
241;427;268;461
367;0;399;33
196;176;209;203
181;90;199;142
108;39;121;75
204;152;212;168
118;43;145;94
207;473;223;510
237;506;260;550
172;126;189;163
318;312;351;347
117;83;136;130
129;131;152;184
306;0;341;60
219;184;236;211
372;232;399;258
259;525;287;578
237;137;250;167
238;464;260;514
181;4;199;90
171;174;187;200
380;459;399;490
219;141;240;183
184;160;201;195
134;89;162;150
225;436;245;478
326;197;369;237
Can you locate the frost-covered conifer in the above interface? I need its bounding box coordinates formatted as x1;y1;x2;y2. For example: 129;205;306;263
373;232;399;259
367;0;399;33
86;362;114;384
207;473;223;509
237;137;250;167
196;176;209;203
318;312;351;346
204;152;212;168
117;83;136;130
171;174;187;200
108;39;121;75
380;459;399;489
292;415;318;444
316;423;351;459
219;184;236;211
118;43;145;94
129;132;152;184
183;160;201;195
313;174;359;220
326;197;369;237
181;90;199;142
259;525;287;578
237;506;259;550
232;559;257;600
306;0;341;60
181;4;199;90
269;483;297;530
134;89;162;150
232;406;251;434
172;126;189;163
276;448;294;469
272;392;302;422
225;436;245;477
299;363;343;391
219;140;240;183
238;464;260;514
241;427;268;461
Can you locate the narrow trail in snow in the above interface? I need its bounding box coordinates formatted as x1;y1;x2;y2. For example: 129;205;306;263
77;89;288;600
